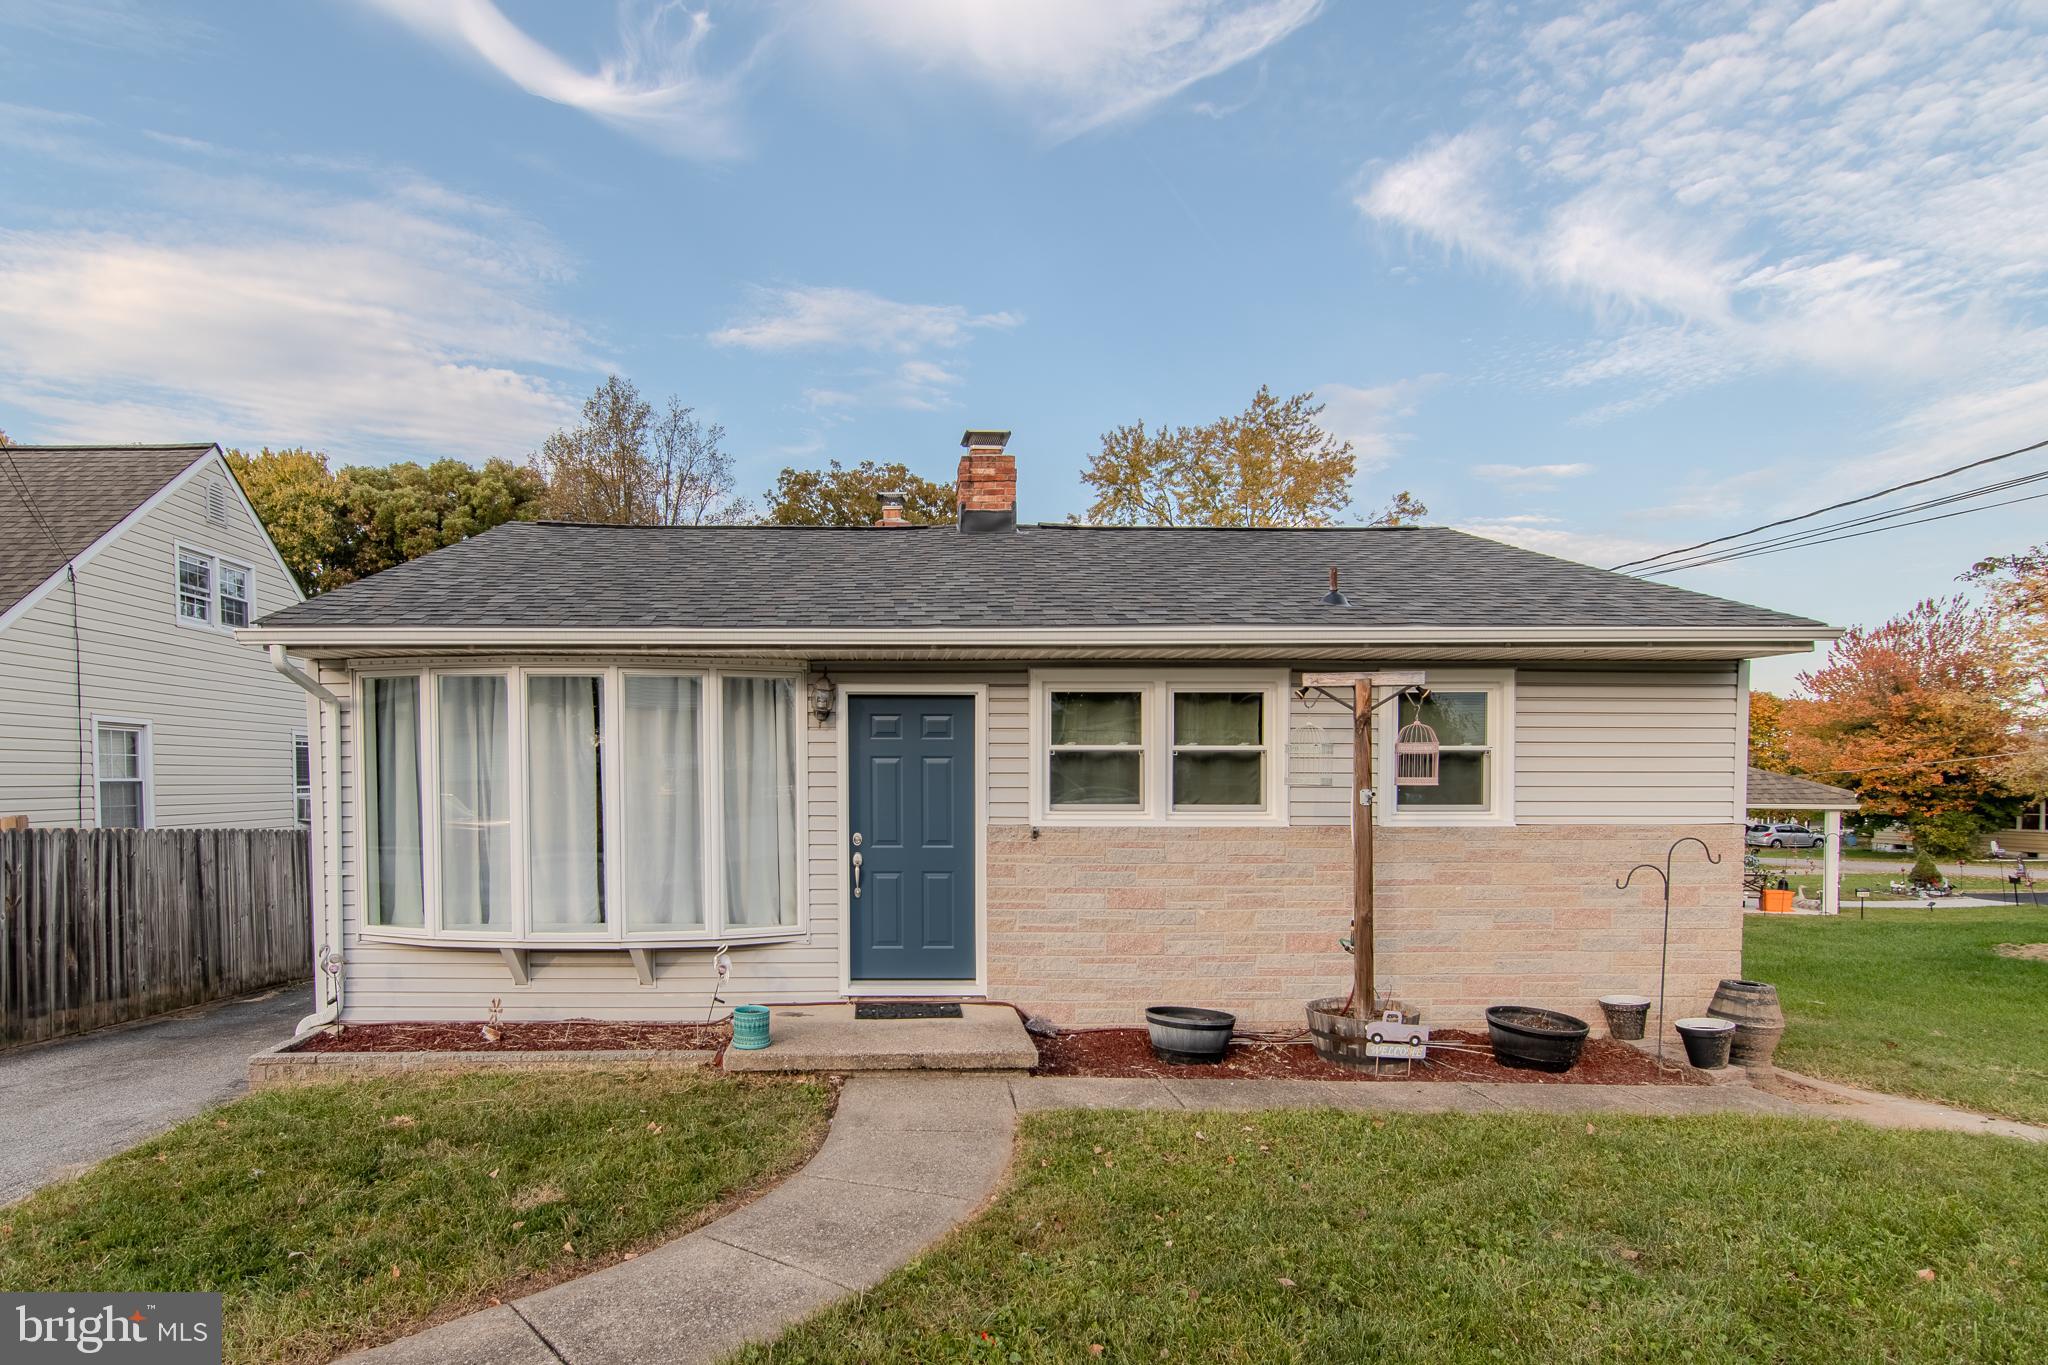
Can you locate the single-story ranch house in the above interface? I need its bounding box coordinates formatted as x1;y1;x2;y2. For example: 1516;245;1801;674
244;432;1835;1032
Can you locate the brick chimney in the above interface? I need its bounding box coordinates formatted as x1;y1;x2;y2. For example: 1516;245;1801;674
957;429;1015;534
877;490;906;527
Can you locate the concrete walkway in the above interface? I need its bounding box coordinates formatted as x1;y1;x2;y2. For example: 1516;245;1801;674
340;1066;2040;1363
0;986;311;1205
343;1073;1017;1365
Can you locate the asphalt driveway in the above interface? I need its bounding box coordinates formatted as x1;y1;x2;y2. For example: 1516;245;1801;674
0;986;311;1204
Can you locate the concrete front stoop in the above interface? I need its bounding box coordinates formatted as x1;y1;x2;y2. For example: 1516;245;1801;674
338;1073;1017;1365
719;1003;1037;1074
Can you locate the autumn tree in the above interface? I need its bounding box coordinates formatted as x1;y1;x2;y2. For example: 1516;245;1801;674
1964;545;2048;795
531;374;748;525
1079;386;1426;528
1784;596;2023;849
763;459;956;526
229;446;543;593
1748;690;1797;771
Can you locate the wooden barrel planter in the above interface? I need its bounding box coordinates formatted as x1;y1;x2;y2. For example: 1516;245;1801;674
1705;978;1785;1070
1305;996;1417;1070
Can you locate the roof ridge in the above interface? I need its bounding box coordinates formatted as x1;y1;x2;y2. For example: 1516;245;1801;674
2;443;218;453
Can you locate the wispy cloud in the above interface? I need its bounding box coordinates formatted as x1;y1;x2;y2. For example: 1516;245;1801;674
814;0;1322;139
711;284;1017;353
1473;461;1594;482
1455;514;1670;571
1355;0;2048;458
0;134;595;460
1316;375;1441;470
357;0;748;158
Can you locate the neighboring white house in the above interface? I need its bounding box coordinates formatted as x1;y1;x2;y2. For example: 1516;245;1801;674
0;444;309;829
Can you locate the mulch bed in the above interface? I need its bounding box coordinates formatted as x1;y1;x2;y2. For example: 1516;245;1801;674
1032;1027;1699;1085
295;1019;732;1053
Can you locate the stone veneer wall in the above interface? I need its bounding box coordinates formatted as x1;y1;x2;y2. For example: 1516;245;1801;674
986;823;1742;1030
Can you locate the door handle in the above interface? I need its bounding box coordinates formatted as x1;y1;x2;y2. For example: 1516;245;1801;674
851;850;863;899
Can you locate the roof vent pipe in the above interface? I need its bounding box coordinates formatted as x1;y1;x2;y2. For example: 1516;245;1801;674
957;429;1016;534
1320;566;1351;607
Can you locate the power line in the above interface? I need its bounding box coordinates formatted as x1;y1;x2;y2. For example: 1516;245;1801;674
1637;466;2048;575
1639;485;2048;577
1610;435;2048;573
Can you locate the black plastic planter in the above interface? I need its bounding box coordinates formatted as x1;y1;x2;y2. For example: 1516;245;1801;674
1145;1006;1235;1064
1674;1017;1735;1069
1484;1005;1591;1072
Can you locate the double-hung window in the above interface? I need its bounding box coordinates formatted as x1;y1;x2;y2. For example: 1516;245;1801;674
1033;673;1283;824
1381;674;1512;824
174;545;254;630
94;720;150;828
358;666;802;943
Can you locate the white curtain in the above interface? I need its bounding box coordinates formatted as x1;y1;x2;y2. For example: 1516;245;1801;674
721;677;797;928
364;677;424;927
438;675;511;930
528;675;604;930
622;675;703;929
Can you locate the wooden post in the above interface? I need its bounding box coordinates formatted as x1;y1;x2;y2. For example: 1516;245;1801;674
1353;681;1374;1021
1303;671;1422;1025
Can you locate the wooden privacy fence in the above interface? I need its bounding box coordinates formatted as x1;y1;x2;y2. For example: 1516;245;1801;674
0;828;311;1046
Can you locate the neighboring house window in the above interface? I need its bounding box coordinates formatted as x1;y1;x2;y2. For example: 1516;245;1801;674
174;545;255;630
359;667;801;942
1380;674;1513;825
293;731;312;826
2020;802;2048;833
94;720;150;828
1031;672;1285;824
177;550;212;622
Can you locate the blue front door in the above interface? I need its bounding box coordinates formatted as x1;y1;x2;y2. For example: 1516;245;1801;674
848;695;976;983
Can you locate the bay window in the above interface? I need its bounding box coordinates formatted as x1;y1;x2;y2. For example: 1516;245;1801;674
1032;672;1284;824
357;666;802;942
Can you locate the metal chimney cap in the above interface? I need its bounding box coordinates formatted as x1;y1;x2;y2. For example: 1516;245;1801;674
960;429;1012;450
878;490;906;505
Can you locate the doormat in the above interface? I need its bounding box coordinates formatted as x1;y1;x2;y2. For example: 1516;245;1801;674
855;1002;964;1020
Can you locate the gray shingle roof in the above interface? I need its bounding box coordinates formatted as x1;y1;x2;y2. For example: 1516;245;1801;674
0;445;215;616
258;520;1825;634
1747;766;1859;810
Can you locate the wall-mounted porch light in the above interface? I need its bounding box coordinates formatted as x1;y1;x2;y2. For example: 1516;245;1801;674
810;668;836;724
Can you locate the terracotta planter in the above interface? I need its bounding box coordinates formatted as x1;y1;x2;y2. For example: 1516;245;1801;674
1759;888;1795;914
1706;978;1786;1070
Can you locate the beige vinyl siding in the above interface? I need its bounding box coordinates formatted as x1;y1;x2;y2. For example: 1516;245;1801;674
1514;666;1744;824
1283;665;1745;827
0;455;307;828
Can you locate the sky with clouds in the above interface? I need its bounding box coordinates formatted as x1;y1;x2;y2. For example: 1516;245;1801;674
3;0;2045;691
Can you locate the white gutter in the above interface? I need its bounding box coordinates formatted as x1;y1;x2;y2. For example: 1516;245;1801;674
241;622;1839;650
270;646;347;1035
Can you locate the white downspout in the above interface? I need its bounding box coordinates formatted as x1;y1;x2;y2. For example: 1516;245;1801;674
270;645;347;1033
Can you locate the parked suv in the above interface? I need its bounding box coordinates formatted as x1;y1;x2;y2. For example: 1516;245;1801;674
1746;821;1824;849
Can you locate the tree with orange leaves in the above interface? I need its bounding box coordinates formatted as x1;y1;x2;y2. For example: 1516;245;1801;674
1782;596;2025;856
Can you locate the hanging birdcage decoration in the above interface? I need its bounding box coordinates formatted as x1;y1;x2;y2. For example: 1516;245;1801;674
1395;698;1440;787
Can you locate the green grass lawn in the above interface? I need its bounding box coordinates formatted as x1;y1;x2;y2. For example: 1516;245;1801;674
0;1071;829;1365
1745;906;2048;1123
737;1109;2048;1364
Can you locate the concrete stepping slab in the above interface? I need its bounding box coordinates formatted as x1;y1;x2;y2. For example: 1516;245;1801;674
798;1120;1013;1200
702;1173;976;1291
340;1306;555;1365
721;1004;1036;1073
831;1071;1020;1129
517;1235;843;1365
1011;1077;1183;1113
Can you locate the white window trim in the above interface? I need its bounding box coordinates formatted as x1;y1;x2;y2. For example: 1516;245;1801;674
1028;670;1288;826
1376;670;1515;827
354;663;806;948
91;716;153;829
292;729;312;827
172;541;255;634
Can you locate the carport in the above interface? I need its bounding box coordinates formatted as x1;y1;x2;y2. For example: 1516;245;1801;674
1747;766;1861;916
